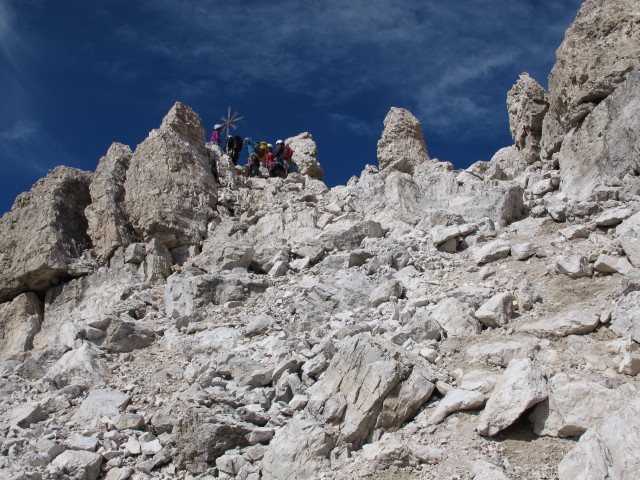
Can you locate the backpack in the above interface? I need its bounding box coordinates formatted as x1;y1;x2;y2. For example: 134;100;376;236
283;145;293;160
231;135;243;151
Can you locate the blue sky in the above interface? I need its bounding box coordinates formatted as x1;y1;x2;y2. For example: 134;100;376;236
0;0;584;214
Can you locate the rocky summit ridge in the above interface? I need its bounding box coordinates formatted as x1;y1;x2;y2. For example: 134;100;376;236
1;1;640;479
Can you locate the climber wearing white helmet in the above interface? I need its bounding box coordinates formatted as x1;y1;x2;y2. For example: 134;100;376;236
210;124;223;145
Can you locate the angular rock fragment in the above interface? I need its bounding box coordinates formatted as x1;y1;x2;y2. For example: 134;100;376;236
473;240;511;264
426;389;485;425
477;358;547;436
557;398;640;480
530;374;638;437
0;292;43;362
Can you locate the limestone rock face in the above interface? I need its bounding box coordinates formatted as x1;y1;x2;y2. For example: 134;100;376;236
558;67;640;201
85;143;137;262
0;166;92;302
543;0;640;156
377;107;430;173
285;132;324;180
507;73;549;164
0;292;43;362
124;102;217;249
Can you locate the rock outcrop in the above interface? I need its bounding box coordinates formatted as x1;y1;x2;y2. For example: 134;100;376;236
285;132;324;180
377;107;430;173
123;102;217;252
542;0;640;156
507;73;549;164
85;142;137;262
558;67;640;200
0;167;92;302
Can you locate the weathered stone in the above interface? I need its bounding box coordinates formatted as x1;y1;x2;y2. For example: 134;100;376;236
426;389;485;425
507;73;549;164
558;68;640;200
477;358;547;436
71;388;130;424
530;374;638;437
0;167;92;302
474;292;513;328
0;292;42;362
45;343;107;388
50;450;102;480
261;419;334;480
65;433;99;451
468;338;541;367
113;413;145;431
519;308;600;338
431;297;482;337
369;279;403;307
557;397;640;480
559;225;590;240
553;255;592;278
305;334;434;447
1;402;46;429
377;107;430;173
85;143;136;262
610;291;640;342
473;240;511;264
543;0;640;157
594;254;633;274
285;132;324;180
123;102;217;249
487;146;527;180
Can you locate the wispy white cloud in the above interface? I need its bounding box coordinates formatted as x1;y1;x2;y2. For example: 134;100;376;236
328;113;377;137
0;120;36;140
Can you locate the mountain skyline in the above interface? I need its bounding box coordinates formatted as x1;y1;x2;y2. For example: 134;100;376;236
0;0;584;214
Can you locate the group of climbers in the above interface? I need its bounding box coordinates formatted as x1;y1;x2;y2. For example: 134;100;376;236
210;124;295;179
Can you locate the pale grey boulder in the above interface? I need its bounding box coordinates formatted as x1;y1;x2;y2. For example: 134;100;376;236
594;254;633;274
487;146;527;181
285;132;324;180
123;102;217;249
0;292;43;362
49;450;102;480
467;338;541;368
543;0;640;156
71;388;130;424
477;358;547;437
557;397;640;480
473;239;511;264
552;254;592;278
0;166;93;302
431;297;482;337
305;334;435;446
518;309;600;338
558;68;640;200
474;292;513;328
44;343;107;388
377;107;430;173
507;73;549;164
530;374;638;437
472;460;511;480
426;389;486;426
84;142;136;263
610;291;640;342
369;279;403;307
616;212;640;266
261;419;334;480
